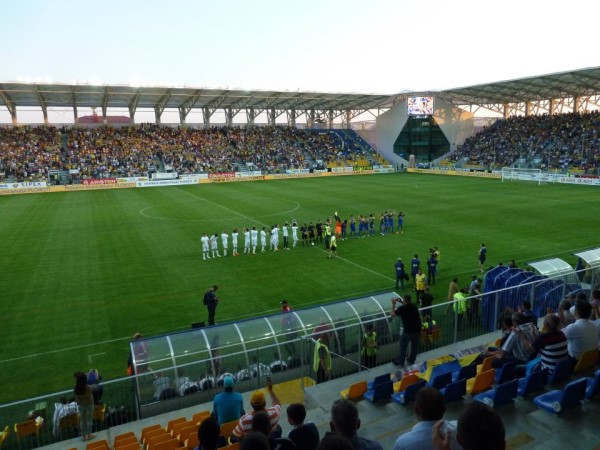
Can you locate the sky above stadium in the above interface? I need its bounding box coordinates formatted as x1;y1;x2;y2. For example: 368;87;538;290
1;0;598;94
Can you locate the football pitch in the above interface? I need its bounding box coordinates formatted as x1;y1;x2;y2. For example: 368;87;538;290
1;172;599;403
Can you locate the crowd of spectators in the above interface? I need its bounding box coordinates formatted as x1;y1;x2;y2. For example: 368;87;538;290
448;111;600;172
0;124;379;182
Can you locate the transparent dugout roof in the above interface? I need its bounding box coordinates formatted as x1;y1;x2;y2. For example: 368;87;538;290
130;291;400;372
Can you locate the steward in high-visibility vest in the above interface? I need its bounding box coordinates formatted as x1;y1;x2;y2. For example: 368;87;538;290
453;289;468;331
361;325;378;368
313;338;331;384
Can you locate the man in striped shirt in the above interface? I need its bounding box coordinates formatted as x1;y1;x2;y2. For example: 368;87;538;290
231;380;281;442
514;314;568;376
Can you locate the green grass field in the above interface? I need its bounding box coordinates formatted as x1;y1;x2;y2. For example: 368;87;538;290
1;172;599;403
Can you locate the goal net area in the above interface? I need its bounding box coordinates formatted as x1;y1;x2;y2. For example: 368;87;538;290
501;167;542;185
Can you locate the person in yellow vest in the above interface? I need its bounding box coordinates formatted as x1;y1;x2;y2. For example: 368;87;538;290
415;268;427;303
453;288;468;331
361;324;378;368
313;337;331;384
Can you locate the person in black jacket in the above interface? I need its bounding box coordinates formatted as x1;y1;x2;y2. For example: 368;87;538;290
392;295;422;367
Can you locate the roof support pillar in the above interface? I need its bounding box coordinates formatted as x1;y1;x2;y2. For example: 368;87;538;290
549;98;556;115
503;103;509;119
179;107;187;125
203;107;212;127
345;109;353;129
268;108;276;126
246;108;256;127
154;107;162;125
288;109;296;127
73;105;78;122
225;108;233;127
327;109;333;128
128;92;140;124
0;90;17;125
525;102;531;116
307;110;315;129
574;96;581;113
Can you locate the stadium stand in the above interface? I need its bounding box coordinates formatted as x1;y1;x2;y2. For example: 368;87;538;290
447;110;600;172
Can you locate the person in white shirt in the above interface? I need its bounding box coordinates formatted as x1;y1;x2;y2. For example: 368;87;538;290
250;226;258;254
282;223;290;250
271;224;280;251
210;233;221;258
291;221;299;248
243;228;251;254
201;233;210;260
221;231;229;256
260;227;267;253
562;301;599;360
52;397;79;438
232;229;239;256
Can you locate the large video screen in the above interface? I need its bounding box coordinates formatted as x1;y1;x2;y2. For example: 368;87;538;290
407;96;434;115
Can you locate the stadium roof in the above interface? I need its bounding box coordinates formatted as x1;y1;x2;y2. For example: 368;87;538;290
1;66;600;118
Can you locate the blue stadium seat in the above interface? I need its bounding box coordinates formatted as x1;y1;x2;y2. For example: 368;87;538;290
426;371;452;390
495;360;517;385
452;364;477;383
474;379;518;408
533;377;587;414
364;380;393;403
392;379;426;405
439;378;466;404
517;369;549;398
367;373;390;391
585;369;600;400
547;358;575;386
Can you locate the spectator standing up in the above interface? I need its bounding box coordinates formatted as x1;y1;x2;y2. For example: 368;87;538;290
394;387;460;450
281;300;298;357
420;287;434;319
361;324;378;369
329;399;383;450
468;276;482;326
287;403;320;450
87;369;103;404
203;285;219;326
231;379;281;442
478;243;487;273
212;375;244;426
395;257;407;290
73;371;95;442
392;295;422;367
128;332;148;374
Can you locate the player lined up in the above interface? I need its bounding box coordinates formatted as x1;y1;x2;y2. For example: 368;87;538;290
200;210;405;260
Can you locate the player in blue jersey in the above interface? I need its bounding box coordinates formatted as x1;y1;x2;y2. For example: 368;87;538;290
397;211;404;234
479;243;487;272
410;254;420;289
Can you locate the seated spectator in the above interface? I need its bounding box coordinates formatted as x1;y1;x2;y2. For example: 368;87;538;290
513;314;568;377
519;301;537;326
485;312;538;368
287;403;320;450
52;396;78;438
231;379;281;442
557;299;576;328
433;402;505;450
195;416;220;450
591;289;600;321
394;387;460;450
316;433;355;450
240;431;270;450
328;398;383;450
212;375;244;426
562;301;599;361
252;411;297;450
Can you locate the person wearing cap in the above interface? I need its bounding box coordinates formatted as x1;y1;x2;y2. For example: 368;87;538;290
395;257;406;290
212;375;245;426
231;379;281;442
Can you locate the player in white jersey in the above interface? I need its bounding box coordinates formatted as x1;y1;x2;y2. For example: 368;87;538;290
270;225;279;251
291;221;299;248
243;227;251;254
210;233;221;258
250;226;258;254
260;227;267;253
201;233;210;260
221;231;229;256
282;223;289;250
232;228;239;256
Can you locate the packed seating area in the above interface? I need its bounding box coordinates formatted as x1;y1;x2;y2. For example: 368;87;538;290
447;111;600;172
0;125;382;182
